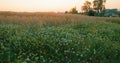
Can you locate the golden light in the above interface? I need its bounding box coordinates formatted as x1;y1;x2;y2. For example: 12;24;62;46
0;0;120;12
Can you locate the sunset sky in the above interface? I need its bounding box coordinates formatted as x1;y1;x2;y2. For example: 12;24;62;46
0;0;120;12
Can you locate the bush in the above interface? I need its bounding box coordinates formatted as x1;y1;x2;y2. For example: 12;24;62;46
65;11;68;14
119;11;120;17
88;10;95;16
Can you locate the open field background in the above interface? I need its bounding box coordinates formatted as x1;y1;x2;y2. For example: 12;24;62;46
0;12;120;26
0;12;120;63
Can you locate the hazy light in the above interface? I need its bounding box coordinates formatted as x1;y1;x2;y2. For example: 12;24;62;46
0;0;120;12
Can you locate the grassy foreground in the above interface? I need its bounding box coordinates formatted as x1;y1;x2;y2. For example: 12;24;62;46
0;12;120;63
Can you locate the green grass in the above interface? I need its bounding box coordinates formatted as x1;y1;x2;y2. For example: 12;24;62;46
0;12;120;63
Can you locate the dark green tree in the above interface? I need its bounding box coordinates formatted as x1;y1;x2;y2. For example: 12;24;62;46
119;11;120;17
93;0;106;16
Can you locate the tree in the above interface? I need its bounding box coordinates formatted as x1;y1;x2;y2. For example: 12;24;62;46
81;1;92;13
69;7;78;14
93;0;106;15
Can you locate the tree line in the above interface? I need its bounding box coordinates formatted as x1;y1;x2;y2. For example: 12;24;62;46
65;0;106;16
81;0;106;16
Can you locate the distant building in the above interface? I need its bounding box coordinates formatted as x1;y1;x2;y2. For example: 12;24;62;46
104;9;119;17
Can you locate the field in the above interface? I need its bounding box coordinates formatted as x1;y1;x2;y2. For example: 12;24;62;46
0;12;120;63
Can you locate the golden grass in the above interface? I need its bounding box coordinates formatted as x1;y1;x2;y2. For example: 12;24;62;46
0;11;120;26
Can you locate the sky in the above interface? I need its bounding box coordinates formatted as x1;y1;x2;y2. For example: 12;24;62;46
0;0;120;12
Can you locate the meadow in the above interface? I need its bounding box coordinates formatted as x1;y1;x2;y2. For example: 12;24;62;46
0;12;120;63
